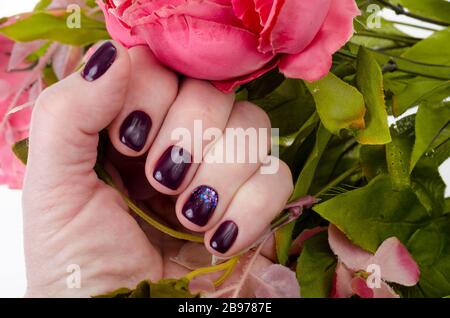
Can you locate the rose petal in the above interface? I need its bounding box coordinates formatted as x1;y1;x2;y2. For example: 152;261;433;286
212;57;279;93
254;0;273;26
231;0;263;33
328;225;372;271
250;264;300;298
171;242;213;270
259;0;332;54
368;237;420;286
135;15;274;81
331;261;354;298
97;0;145;48
279;0;360;81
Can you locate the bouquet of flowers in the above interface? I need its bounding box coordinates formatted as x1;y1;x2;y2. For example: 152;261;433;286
0;0;449;298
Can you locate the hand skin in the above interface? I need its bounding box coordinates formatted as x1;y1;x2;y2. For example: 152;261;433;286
22;42;293;297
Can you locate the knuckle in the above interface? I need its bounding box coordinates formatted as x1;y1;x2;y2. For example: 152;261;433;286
34;84;66;115
278;159;294;190
234;101;271;130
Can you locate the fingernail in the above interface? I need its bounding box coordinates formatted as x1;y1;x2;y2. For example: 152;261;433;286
82;41;117;81
210;221;238;254
120;111;152;152
182;186;218;226
153;146;191;190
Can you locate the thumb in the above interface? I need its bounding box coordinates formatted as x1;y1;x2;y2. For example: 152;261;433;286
25;41;130;192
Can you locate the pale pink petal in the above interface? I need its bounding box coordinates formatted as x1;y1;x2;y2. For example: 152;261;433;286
351;277;374;298
279;0;360;81
135;15;274;81
368;237;420;286
28;77;43;102
290;226;327;255
52;45;83;80
189;277;216;295
372;280;400;298
48;0;87;9
171;242;212;270
285;195;318;217
352;277;400;298
331;261;354;298
250;264;300;298
328;225;372;271
259;0;332;54
0;79;11;101
8;40;46;72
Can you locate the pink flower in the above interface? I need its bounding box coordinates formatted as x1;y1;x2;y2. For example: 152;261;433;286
328;225;420;298
99;0;360;92
0;36;33;189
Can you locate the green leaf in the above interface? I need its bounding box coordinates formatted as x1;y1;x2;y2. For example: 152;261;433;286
149;278;198;298
398;28;450;80
386;127;413;189
313;175;430;253
360;145;388;181
34;0;52;11
0;12;109;46
355;47;391;144
12;138;29;165
292;125;332;199
275;221;295;265
395;0;450;24
276;124;330;265
411;164;446;217
410;84;450;172
296;232;336;298
94;278;198;298
406;215;450;298
386;77;444;117
305;73;366;136
245;69;285;100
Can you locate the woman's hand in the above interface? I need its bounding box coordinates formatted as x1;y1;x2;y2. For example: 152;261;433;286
23;42;293;297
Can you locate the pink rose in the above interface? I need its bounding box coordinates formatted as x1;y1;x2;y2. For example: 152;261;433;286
100;0;359;92
0;36;33;189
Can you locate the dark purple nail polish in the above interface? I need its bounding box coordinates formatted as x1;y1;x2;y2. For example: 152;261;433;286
120;111;152;152
82;41;117;81
182;186;218;227
153;146;191;190
210;221;238;254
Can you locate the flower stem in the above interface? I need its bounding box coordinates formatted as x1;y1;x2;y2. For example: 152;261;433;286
315;165;361;198
354;31;420;44
337;50;450;81
374;0;450;27
184;256;240;287
95;164;204;243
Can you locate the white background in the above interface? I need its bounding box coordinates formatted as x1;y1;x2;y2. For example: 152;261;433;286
0;1;449;298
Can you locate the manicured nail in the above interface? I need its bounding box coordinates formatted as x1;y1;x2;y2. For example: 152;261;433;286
182;186;219;226
120;111;152;152
153;146;192;190
82;41;117;81
210;221;238;254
